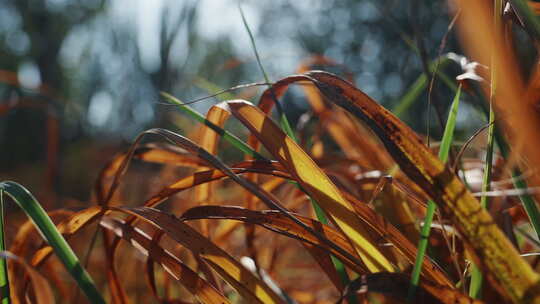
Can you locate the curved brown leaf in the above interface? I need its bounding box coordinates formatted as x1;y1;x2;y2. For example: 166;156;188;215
110;206;285;304
224;100;395;272
99;216;230;304
29;207;103;268
132;143;208;167
108;128;366;272
94;143;206;204
340;272;483;304
141;160;290;209
297;56;393;171
193;103;232;215
303;70;540;302
180;205;451;287
180;205;366;274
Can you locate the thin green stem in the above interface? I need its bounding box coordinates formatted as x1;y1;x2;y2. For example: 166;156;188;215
492;126;540;240
309;197;355;303
408;85;461;301
238;5;297;141
161;92;266;160
408;199;437;300
238;6;269;85
469;1;501;297
239;6;354;299
486;1;540;238
464;1;540;241
393;57;457;117
0;181;104;304
469;100;495;298
512;172;540;238
465;91;540;243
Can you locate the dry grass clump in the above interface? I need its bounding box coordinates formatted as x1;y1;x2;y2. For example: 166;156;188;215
4;1;540;303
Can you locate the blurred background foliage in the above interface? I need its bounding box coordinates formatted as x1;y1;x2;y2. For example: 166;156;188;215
0;0;529;205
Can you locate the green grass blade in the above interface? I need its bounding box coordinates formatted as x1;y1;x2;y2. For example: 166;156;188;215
238;5;269;85
393;57;457;117
238;5;297;142
408;85;461;301
511;172;540;237
309;196;354;302
0;191;9;304
469;100;495;299
437;86;461;163
456;0;540;245
160;92;266;160
165;88;352;292
491;125;540;239
408;199;437;300
393;73;429;117
239;7;352;298
469;1;502;297
0;181;104;304
463;89;540;244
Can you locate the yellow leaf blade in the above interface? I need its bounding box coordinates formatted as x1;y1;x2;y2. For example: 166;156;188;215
227;100;394;273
